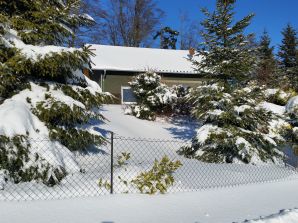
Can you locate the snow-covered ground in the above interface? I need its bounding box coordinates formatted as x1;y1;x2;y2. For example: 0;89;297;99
246;209;298;223
99;104;199;140
1;179;298;223
1;104;298;222
1;104;297;201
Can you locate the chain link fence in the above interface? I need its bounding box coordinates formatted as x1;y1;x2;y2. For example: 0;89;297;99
0;132;297;201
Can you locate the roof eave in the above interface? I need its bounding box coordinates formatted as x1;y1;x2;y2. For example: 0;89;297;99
91;67;198;74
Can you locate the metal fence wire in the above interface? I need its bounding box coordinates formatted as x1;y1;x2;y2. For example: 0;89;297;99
0;132;298;201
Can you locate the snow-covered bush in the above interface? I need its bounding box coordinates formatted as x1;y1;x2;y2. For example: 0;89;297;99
265;89;296;106
284;97;298;145
129;72;177;110
131;156;182;194
128;72;191;120
98;155;182;195
125;105;156;121
0;135;66;186
178;82;286;164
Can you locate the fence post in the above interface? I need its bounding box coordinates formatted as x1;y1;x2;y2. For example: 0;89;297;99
110;131;114;194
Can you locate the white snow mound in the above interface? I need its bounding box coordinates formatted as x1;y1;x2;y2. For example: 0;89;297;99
244;209;298;223
259;102;285;115
286;96;298;113
0;100;48;138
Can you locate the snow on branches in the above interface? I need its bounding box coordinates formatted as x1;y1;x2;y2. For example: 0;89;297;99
126;72;190;120
178;82;287;164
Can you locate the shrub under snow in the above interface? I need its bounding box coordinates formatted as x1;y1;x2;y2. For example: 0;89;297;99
127;72;190;120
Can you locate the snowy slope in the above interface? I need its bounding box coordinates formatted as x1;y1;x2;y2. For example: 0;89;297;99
100;104;198;140
1;180;298;223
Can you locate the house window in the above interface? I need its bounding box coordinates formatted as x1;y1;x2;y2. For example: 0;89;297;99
121;86;137;104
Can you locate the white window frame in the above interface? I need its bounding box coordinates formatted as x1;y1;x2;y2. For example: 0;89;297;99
121;86;137;105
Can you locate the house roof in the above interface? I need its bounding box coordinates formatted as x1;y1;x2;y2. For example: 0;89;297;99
88;44;200;74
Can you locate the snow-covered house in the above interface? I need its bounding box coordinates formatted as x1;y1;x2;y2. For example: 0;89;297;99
88;44;201;103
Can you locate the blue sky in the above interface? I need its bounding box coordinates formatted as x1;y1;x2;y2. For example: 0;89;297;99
157;0;298;49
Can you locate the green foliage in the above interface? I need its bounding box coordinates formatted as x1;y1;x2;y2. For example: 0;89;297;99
33;97;105;151
256;30;277;85
131;156;182;194
0;0;94;45
266;90;293;106
278;24;298;72
59;84;109;109
128;105;156;121
0;1;107;187
181;82;285;164
0;135;66;185
194;0;256;81
49;128;105;152
0;47;29;102
116;152;131;168
0;30;94;101
184;0;284;164
0;72;29;103
277;24;298;90
98;178;111;191
3;44;93;83
98;154;182;195
129;72;183;120
33;99;91;127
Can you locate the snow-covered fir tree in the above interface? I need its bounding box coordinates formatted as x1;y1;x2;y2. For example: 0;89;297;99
179;0;287;164
127;72;178;120
0;0;109;187
0;0;95;45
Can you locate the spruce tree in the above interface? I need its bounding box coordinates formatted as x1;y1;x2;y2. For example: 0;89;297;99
278;24;298;90
193;0;256;81
256;30;276;84
0;0;94;45
180;0;286;164
0;0;109;185
278;24;298;76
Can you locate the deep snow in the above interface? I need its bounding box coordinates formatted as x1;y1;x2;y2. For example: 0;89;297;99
99;104;199;140
246;209;298;223
1;180;298;223
1;105;298;222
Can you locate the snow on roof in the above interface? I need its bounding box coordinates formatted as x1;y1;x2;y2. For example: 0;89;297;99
88;44;200;74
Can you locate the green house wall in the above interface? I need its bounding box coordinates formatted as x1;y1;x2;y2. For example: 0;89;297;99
91;70;203;103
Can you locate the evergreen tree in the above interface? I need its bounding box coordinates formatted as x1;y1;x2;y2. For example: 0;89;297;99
0;0;94;45
154;27;179;49
278;24;298;75
180;0;286;164
0;0;109;185
256;30;276;84
0;0;96;100
193;0;256;81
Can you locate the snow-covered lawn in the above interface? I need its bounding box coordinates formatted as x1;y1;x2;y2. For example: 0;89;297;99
1;179;298;223
1;104;298;222
1;104;297;201
99;104;199;140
